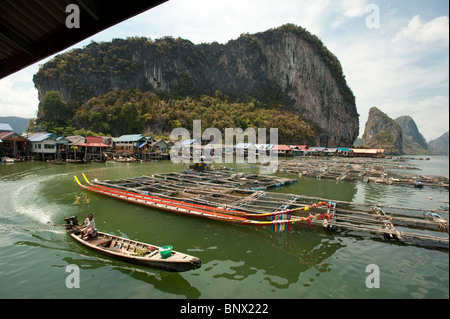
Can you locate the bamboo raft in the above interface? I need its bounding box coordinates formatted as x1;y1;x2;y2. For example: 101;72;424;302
153;168;298;190
75;169;449;250
277;157;449;189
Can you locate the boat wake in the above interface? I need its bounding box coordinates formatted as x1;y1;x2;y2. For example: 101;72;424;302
9;174;72;226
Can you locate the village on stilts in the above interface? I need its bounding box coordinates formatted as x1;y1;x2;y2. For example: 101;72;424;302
4;123;448;250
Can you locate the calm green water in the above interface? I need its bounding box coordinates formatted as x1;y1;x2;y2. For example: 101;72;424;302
0;156;448;299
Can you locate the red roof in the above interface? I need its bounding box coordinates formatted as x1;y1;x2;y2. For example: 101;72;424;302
272;145;291;151
78;136;109;147
292;145;307;150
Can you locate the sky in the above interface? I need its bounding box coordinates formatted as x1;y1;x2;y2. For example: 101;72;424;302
0;0;448;142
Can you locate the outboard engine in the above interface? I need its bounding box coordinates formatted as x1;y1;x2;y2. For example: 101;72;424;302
64;216;79;229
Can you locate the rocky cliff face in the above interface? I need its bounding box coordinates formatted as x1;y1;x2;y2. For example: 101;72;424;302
395;116;429;154
361;107;403;154
361;107;437;155
428;132;449;155
33;24;359;146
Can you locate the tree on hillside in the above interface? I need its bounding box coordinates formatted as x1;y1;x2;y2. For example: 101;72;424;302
41;91;69;127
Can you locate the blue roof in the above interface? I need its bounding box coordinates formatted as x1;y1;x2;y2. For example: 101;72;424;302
137;141;148;148
56;136;69;144
114;134;147;142
0;123;13;131
28;133;58;142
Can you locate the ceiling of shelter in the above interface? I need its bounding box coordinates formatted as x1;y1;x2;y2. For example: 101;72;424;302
0;0;167;79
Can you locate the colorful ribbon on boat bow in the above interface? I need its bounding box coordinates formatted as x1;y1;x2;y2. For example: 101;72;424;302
270;201;335;231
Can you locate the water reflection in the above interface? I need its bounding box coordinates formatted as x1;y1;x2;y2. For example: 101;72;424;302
273;174;358;202
58;256;202;298
188;224;346;293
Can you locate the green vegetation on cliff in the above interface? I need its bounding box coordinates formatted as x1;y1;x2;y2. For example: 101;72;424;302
71;89;316;143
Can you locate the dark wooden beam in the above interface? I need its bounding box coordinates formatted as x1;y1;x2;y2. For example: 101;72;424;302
0;0;167;79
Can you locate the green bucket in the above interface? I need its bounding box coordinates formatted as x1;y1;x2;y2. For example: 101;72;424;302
159;245;173;259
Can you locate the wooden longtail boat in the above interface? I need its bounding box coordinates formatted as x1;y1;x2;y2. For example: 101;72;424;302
74;174;304;228
64;217;201;272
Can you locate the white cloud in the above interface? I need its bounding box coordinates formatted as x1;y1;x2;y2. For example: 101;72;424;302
122;0;333;44
414;96;449;141
329;0;370;28
327;11;449;141
376;96;449;142
0;67;39;119
394;15;449;45
338;0;369;18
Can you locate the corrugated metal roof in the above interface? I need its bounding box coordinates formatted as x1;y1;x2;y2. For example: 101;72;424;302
115;134;147;142
77;136;109;147
27;132;58;142
0;131;30;142
66;135;85;145
272;145;291;151
0;123;13;131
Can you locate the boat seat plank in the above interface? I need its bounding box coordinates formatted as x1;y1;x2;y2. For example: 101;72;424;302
88;237;111;246
147;250;160;258
109;239;117;248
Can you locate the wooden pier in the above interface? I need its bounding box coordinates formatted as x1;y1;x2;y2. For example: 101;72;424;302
84;168;449;250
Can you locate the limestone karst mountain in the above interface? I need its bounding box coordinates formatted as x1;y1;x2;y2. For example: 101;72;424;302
361;107;444;155
33;24;359;146
428;132;449;155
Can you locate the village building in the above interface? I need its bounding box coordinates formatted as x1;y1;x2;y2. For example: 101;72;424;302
114;134;153;159
77;136;111;161
66;135;86;160
1;129;30;160
337;147;351;156
27;132;68;160
324;147;337;156
151;139;170;153
308;146;326;156
254;144;274;157
290;145;307;157
114;134;147;152
100;136;114;147
272;145;293;157
351;148;385;158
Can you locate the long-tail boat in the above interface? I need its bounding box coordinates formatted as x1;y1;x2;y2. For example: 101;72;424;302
74;173;333;230
64;216;201;272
